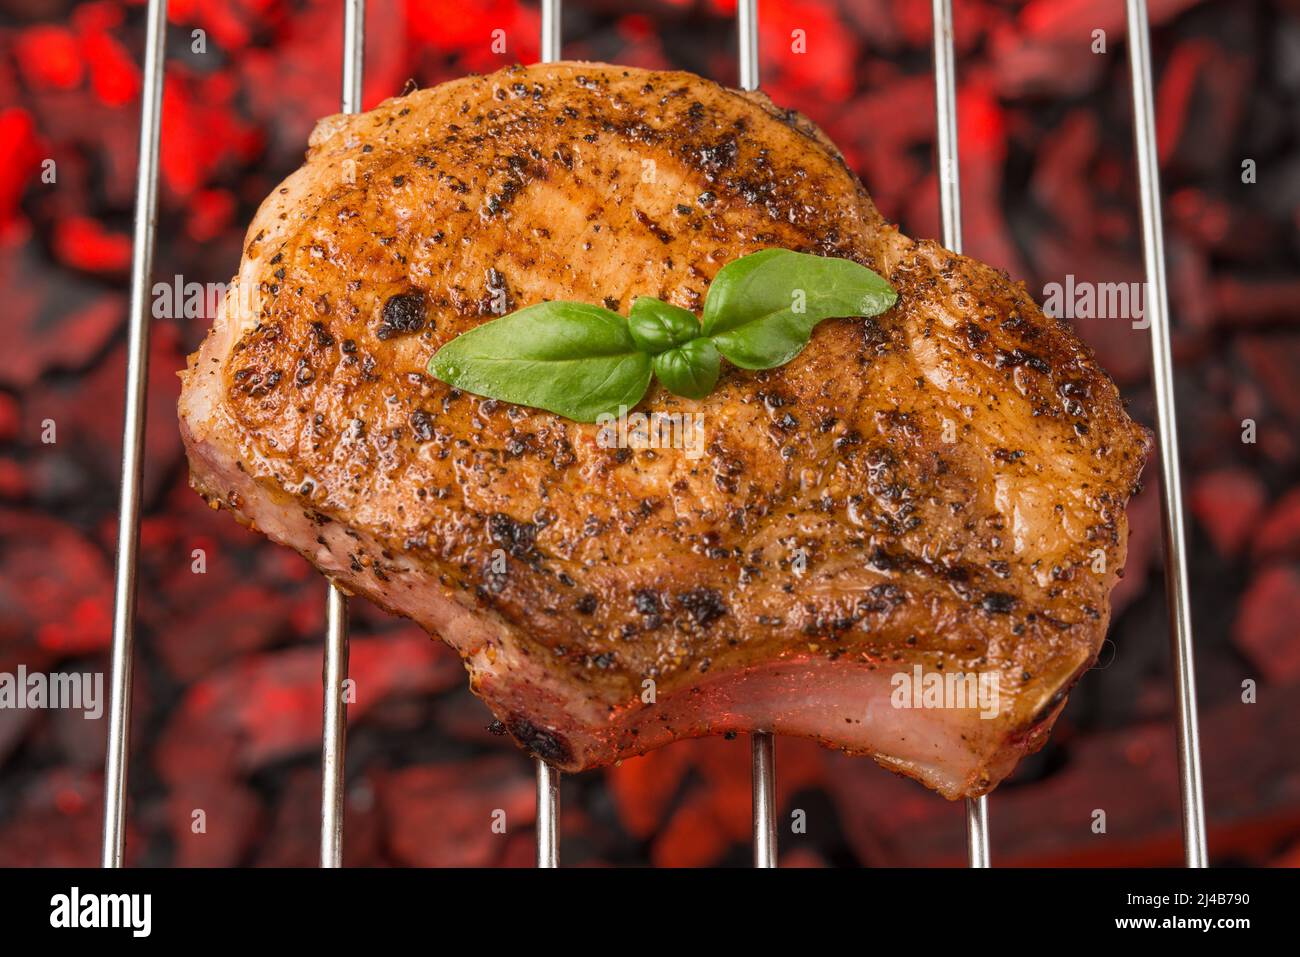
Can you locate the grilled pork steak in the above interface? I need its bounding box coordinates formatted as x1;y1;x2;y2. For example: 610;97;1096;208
179;62;1149;799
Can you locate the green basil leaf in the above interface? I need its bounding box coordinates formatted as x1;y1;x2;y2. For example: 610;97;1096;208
701;248;897;370
627;297;701;355
427;301;652;422
652;337;720;400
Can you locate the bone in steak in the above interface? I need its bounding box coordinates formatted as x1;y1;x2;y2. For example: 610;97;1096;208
178;62;1150;799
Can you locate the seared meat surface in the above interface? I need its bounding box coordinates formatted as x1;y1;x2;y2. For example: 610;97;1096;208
179;62;1149;799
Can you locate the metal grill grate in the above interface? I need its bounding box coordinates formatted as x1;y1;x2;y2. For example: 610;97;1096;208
100;0;1209;869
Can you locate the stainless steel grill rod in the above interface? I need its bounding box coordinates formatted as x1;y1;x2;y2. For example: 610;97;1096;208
320;0;366;869
1124;0;1207;868
737;0;759;93
535;758;561;867
534;0;564;870
751;732;777;867
541;0;562;65
101;0;168;870
736;0;777;869
930;0;990;869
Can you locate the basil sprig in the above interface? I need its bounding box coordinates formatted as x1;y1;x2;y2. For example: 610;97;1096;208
427;249;896;422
